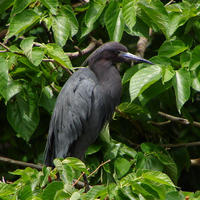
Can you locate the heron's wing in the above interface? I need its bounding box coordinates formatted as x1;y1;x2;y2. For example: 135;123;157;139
44;68;105;166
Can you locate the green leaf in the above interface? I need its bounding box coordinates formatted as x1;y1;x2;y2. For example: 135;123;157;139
0;57;22;102
189;45;200;70
142;171;175;187
162;66;175;83
42;182;64;200
40;0;58;15
114;157;131;178
86;144;102;155
6;9;40;39
54;158;74;184
39;86;56;114
81;0;106;38
166;191;185;200
11;0;34;16
54;190;70;200
191;70;200;92
0;182;16;197
104;1;125;42
158;39;188;58
45;43;73;70
7;89;39;142
70;192;81;200
139;80;172;106
139;0;169;38
136;152;164;171
125;17;149;38
172;68;191;112
180;51;191;68
62;157;88;173
129;65;162;101
122;65;140;84
63;5;79;37
122;0;137;30
82;185;106;200
20;37;44;66
0;0;13;13
52;9;70;47
20;36;35;58
31;47;45;66
18;185;32;200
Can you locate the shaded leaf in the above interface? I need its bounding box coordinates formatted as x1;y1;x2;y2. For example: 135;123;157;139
39;86;56;114
0;0;13;13
114;157;131;178
7;88;39;141
189;45;200;70
0;57;21;102
42;182;64;200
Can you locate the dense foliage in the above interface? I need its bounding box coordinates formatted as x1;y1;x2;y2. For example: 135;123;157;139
1;0;200;199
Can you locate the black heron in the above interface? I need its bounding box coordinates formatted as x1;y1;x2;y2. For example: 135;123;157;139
44;42;153;167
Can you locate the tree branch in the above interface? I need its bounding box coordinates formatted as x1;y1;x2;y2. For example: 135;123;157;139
162;141;200;148
0;156;43;170
135;29;152;58
88;159;111;178
158;111;200;128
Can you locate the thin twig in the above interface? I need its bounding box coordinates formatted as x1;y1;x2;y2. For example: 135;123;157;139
162;141;200;148
0;42;10;51
158;111;200;128
148;120;171;126
0;156;43;170
88;159;111;178
165;0;174;6
72;172;86;187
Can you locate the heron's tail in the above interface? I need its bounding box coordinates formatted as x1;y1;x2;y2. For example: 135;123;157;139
44;130;55;167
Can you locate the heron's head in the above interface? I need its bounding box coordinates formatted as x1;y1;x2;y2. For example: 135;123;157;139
82;42;153;66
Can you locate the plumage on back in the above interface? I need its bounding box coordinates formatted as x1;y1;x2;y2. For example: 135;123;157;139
44;68;109;166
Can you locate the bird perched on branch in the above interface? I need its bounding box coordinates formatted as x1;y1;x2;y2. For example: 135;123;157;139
44;42;153;166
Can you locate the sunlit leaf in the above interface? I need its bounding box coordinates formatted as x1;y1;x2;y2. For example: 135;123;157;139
158;39;188;58
172;68;191;112
142;171;175;187
104;1;124;42
11;0;34;16
122;0;137;30
130;65;162;101
6;9;40;39
45;43;73;70
40;0;58;15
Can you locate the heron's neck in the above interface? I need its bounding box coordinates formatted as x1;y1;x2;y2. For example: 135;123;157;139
89;60;117;82
89;60;122;104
